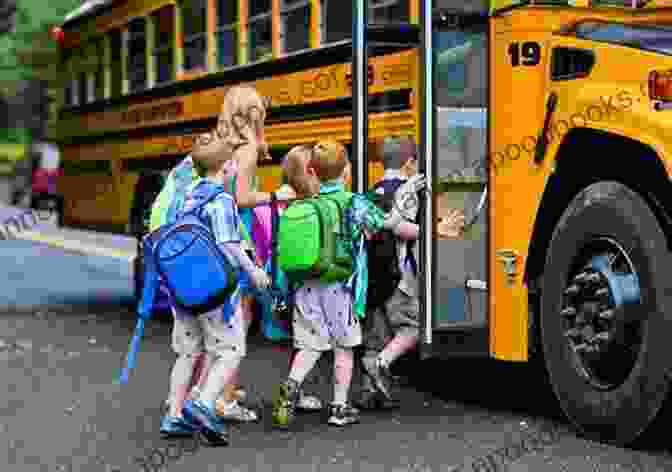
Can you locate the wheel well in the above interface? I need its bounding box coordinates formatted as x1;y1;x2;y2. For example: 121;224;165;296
524;128;672;354
525;128;672;288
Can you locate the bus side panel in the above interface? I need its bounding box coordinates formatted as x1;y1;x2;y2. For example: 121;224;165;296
489;17;551;362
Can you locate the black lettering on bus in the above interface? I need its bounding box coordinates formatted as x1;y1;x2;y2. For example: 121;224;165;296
508;41;541;66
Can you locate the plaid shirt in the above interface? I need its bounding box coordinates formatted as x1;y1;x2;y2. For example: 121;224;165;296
149;155;200;231
319;181;386;319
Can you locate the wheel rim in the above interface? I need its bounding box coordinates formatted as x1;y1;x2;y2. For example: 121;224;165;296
561;237;643;391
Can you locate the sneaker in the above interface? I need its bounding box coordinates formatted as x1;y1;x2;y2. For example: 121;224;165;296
271;379;300;429
355;389;400;411
296;390;323;412
182;399;229;447
216;400;259;422
361;356;393;400
233;387;246;402
327;404;360;426
160;415;197;438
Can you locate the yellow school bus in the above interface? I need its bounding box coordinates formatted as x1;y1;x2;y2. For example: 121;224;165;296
54;0;672;446
51;0;418;233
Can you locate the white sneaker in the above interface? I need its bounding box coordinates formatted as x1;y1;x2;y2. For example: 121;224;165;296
217;400;259;422
297;391;323;411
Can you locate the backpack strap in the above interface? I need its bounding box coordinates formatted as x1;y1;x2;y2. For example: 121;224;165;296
405;189;422;276
269;192;279;291
179;186;228;220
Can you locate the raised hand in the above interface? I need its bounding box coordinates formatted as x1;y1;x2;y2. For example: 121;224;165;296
438;208;466;239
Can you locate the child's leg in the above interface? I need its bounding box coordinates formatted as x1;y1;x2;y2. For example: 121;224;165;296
190;352;211;398
199;307;246;407
333;347;354;406
272;283;328;428
377;289;420;368
289;349;322;385
360;305;391;393
168;310;205;418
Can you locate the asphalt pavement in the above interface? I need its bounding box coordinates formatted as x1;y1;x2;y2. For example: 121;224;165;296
1;225;672;472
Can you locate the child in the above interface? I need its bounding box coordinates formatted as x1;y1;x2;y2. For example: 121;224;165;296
212;86;295;418
271;140;425;427
243;145;324;413
160;129;270;446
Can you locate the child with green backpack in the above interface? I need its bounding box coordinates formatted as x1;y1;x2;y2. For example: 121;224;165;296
271;140;426;428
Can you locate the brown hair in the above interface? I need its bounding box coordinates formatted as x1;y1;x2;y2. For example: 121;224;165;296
283;145;317;198
310;140;348;182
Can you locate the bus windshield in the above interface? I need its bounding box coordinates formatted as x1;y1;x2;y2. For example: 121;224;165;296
573;21;672;56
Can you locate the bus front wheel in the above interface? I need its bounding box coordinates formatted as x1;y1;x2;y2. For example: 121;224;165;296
540;181;672;446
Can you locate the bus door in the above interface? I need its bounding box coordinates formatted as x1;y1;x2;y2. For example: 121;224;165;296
420;3;490;356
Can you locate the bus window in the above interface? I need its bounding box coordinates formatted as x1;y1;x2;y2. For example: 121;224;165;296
432;12;488;326
62;51;76;107
127;17;148;93
93;39;104;100
109;29;123;98
84;39;104;103
321;0;408;44
152;5;175;84
248;0;273;61
280;0;310;54
321;0;351;43
434;19;487;175
76;49;86;106
369;0;409;24
216;0;238;67
181;0;208;71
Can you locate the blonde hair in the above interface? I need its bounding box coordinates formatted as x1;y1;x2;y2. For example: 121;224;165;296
283;145;317;198
310;140;348;182
216;85;270;153
191;129;230;173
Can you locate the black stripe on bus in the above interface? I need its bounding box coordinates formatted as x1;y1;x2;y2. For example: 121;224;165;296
58;89;412;146
59;37;417;119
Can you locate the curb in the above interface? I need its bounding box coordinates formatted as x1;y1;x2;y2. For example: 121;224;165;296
15;230;135;262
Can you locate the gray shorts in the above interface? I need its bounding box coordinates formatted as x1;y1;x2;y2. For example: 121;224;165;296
292;280;362;352
363;288;419;355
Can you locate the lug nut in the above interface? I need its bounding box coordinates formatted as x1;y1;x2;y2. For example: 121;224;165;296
565;285;580;296
565;328;581;339
599;309;614;320
574;343;588;353
586;273;601;284
595;287;609;298
561;307;577;318
591;332;611;343
574;272;590;283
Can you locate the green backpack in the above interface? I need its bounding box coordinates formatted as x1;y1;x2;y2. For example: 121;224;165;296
278;190;354;283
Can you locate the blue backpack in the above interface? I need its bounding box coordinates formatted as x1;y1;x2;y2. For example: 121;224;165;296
120;186;239;383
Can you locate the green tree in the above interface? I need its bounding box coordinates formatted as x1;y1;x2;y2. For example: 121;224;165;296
0;0;81;95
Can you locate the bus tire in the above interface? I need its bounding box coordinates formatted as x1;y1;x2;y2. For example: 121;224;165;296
540;181;672;446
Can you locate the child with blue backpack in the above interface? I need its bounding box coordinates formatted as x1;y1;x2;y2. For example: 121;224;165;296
270;140;426;428
152;130;271;445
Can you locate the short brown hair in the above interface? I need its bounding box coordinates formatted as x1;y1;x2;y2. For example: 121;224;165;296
310;140;348;182
283;145;316;197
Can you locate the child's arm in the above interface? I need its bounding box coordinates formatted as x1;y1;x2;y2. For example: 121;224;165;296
393;221;419;240
221;243;270;289
210;195;270;289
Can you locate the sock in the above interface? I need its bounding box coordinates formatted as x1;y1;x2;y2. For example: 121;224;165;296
288;349;322;385
378;334;418;368
169;353;201;417
333;348;354;406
